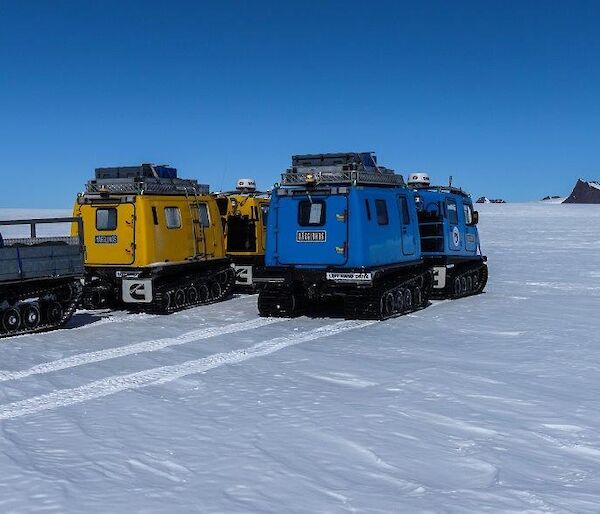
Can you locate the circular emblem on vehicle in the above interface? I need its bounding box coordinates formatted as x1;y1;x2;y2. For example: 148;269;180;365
452;226;460;247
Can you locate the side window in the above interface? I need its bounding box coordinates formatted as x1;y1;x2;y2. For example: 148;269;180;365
447;200;458;225
463;203;474;225
375;199;389;225
298;200;326;226
165;207;182;229
365;199;371;221
261;205;269;227
198;203;210;228
96;208;117;231
398;196;410;225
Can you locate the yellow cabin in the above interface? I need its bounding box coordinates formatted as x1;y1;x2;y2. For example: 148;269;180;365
74;164;234;312
214;178;269;288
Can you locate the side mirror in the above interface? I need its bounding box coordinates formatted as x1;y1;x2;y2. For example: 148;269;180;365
472;211;479;225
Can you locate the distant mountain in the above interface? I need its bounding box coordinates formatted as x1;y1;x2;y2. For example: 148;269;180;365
540;195;566;204
475;196;506;204
563;179;600;204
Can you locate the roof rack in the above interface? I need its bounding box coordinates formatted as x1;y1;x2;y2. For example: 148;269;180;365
410;185;470;197
281;169;405;187
85;177;209;196
281;152;405;188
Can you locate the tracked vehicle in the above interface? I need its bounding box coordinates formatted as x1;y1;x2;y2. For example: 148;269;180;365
408;172;488;299
214;178;269;289
74;164;235;313
255;153;433;320
0;217;84;336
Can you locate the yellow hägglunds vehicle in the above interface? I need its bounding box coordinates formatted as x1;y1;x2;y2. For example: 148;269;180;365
73;164;235;313
214;178;269;289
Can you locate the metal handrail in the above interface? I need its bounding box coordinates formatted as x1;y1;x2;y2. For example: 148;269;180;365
0;217;84;248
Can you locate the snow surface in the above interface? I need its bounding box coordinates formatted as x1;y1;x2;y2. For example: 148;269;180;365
0;204;599;513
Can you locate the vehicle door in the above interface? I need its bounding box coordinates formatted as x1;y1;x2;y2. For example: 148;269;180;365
397;194;416;256
276;194;348;266
196;202;213;256
81;203;136;265
446;198;462;252
463;201;478;253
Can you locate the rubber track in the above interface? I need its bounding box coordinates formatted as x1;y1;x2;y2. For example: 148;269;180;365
0;280;83;338
430;261;488;300
258;269;434;321
343;269;434;320
152;265;236;314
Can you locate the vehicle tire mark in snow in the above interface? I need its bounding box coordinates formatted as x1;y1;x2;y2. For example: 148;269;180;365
0;317;283;383
0;319;376;420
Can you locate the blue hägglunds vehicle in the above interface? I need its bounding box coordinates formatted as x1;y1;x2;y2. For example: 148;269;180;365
0;217;84;336
407;172;488;299
255;153;434;320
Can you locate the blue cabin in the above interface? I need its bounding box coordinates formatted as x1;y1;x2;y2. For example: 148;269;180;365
265;185;423;269
416;189;481;258
256;153;433;320
406;173;488;298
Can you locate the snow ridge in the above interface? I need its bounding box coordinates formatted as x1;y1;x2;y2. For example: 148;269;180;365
0;317;284;383
0;319;376;420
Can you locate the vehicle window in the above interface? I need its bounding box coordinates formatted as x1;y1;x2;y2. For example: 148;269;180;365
165;207;182;229
365;199;371;221
198;203;210;227
298;200;326;226
216;198;229;216
96;208;117;231
463;203;474;225
261;205;269;227
152;207;159;225
447;200;458;225
375;199;389;225
398;196;410;225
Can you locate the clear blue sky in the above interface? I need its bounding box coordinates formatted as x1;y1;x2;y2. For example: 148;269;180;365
1;0;598;206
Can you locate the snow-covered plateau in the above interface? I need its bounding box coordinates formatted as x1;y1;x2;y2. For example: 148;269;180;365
0;203;599;513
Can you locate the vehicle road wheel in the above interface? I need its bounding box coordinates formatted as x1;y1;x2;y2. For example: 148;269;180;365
209;281;222;299
454;277;462;296
384;292;395;315
413;286;423;308
186;286;198;304
3;307;21;332
198;284;210;303
466;276;473;293
174;289;186;308
403;288;413;312
22;303;41;329
46;302;63;325
394;290;404;312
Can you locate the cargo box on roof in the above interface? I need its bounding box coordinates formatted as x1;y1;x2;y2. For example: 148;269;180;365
95;164;178;180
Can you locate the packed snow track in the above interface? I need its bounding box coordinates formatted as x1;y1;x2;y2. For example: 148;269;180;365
0;204;599;513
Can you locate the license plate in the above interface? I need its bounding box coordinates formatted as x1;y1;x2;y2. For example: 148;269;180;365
326;272;372;282
296;230;326;242
95;235;118;244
